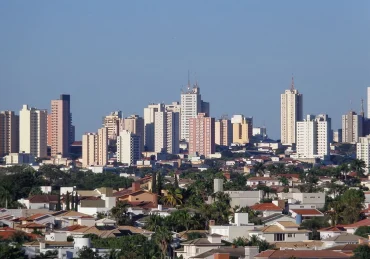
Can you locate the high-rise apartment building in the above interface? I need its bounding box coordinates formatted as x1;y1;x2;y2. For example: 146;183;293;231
19;105;47;158
281;79;303;145
180;82;209;142
333;129;342;143
231;115;253;144
123;115;144;150
154;110;180;154
165;102;181;113
342;111;363;143
51;94;72;157
103;111;122;140
0;111;19;156
296;114;331;159
357;135;370;174
144;103;164;151
189;113;215;157
82;127;108;167
117;130;141;165
215;118;232;146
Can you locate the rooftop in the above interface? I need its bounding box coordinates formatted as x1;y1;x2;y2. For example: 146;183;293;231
250;203;282;211
255;250;350;258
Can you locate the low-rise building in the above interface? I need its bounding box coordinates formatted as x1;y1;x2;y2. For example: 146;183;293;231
175;234;224;259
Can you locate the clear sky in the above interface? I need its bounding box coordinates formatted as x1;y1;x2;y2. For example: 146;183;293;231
0;1;369;139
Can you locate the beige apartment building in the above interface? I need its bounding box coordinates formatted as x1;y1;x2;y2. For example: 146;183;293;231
19;105;47;158
280;79;303;145
215;118;232;146
189;113;215;157
103;111;122;141
231;115;253;144
154;110;180;154
144;103;164;151
123;115;144;150
0;110;19;157
82;127;108;167
117;130;141;165
342;111;363;143
50;95;71;157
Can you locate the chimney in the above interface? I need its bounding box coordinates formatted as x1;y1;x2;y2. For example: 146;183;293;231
209;220;216;227
132;182;140;192
245;246;259;259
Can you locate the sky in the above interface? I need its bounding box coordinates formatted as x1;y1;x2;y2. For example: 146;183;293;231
0;1;369;139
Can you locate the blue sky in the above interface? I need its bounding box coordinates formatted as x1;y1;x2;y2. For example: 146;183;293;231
0;1;369;139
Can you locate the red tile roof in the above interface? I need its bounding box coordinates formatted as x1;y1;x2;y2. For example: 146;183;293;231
255;250;350;258
248;177;276;181
318;226;346;232
343;218;370;228
290;209;323;216
250;203;282;211
19;223;46;228
29;195;58;204
24;213;48;221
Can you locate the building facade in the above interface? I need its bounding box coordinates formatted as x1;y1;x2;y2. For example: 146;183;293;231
189;113;215;157
180;82;209;142
342;111;363;143
19;105;47;158
357;136;370;174
117;130;141;165
144;103;164;151
215;118;232;146
296;114;331;159
50;94;72;157
154;110;180;154
102;111;122;141
123;115;144;150
82;127;108;167
231;115;253;144
0;111;19;157
280;80;303;145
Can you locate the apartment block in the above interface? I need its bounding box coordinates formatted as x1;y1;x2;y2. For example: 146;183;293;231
144;103;164;151
231;115;253;144
51;94;72;157
154;110;180;154
117;130;141;165
19;105;47;158
342;111;363;143
102;111;122;140
215;118;232;146
281;79;303;145
123;115;144;150
357;136;370;174
82;127;108;167
189;113;215;157
0;111;19;156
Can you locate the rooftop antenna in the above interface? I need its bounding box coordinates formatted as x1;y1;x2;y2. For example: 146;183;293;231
290;75;295;91
350;99;353;112
187;70;191;91
194;72;199;87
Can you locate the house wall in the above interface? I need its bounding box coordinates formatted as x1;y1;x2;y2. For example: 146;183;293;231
262;232;309;242
210;225;255;241
224;191;263;207
320;231;342;240
125;192;157;204
78;207;107;216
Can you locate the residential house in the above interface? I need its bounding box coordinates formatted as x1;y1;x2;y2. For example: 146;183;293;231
191;246;259;259
248;221;310;243
255;250;351;259
321;233;367;248
278;192;326;209
289;207;324;222
318;226;347;240
116;182;158;208
260;214;296;226
52;210;95;229
250;203;283;217
223;190;264;208
18;195;58;210
175;234;224;259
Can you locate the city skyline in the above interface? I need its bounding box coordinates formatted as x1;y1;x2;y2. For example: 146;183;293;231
0;1;369;139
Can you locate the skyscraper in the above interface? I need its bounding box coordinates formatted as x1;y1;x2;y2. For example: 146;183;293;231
231;115;253;144
281;78;303;145
51;94;72;157
357;136;370;174
123;115;144;150
144;103;164;151
117;130;141;165
342;111;363;143
296;114;331;159
0;111;19;156
215;118;232;146
180;81;209;142
189;113;215;157
19;105;47;158
154;110;180;154
103;111;122;141
82;127;108;167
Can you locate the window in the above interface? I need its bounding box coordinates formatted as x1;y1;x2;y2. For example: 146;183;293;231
274;233;285;241
287;233;293;237
196;248;200;253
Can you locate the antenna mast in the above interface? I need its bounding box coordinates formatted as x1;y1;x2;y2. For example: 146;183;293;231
290;75;295;91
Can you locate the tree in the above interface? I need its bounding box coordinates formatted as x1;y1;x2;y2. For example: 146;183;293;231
174;174;179;189
151;171;157;193
162;188;183;207
354;226;370;238
110;201;131;225
76;246;104;259
0;243;27;259
74;194;79;211
300;217;329;240
152;226;173;259
157;171;163;197
56;194;62;211
29;186;43;197
10;230;32;244
66;191;70;210
350;159;366;177
279;176;289;187
71;192;75;211
352;244;370;259
253;162;265;176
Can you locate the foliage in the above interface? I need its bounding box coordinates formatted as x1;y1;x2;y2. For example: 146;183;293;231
300;217;330;240
10;230;32;244
29;186;43;197
76;246;104;259
0;243;26;259
352;244;370;259
161;187;183;207
354;226;370;238
110;201;132;225
233;235;274;252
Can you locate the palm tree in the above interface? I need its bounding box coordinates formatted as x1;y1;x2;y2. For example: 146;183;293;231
351;159;366;177
253;162;265;176
110;201;130;225
145;214;163;231
152;226;173;259
279;176;290;187
161;188;183;207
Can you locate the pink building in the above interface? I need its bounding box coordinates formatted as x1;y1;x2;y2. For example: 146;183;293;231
189;113;215;157
51;95;71;157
